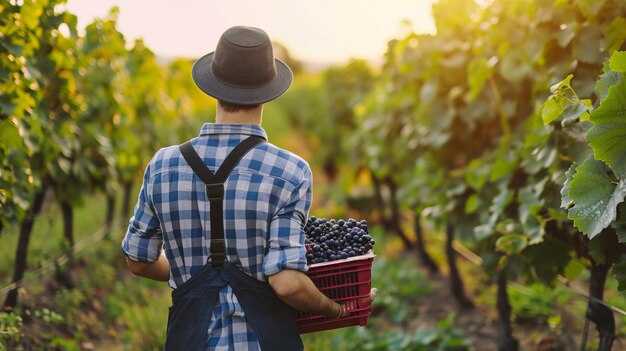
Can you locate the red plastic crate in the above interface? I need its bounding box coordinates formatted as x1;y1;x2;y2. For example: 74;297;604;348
296;251;375;334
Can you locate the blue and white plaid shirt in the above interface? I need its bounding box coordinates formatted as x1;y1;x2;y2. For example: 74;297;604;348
121;123;311;350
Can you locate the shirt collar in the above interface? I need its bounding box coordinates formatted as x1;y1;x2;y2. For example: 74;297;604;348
198;123;268;140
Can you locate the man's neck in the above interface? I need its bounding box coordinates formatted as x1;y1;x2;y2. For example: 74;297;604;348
215;105;263;125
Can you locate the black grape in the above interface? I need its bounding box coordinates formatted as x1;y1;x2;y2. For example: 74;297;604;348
304;217;375;264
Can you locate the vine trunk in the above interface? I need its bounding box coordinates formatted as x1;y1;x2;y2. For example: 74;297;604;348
445;223;474;309
585;262;614;351
497;269;519;351
414;212;439;274
4;187;47;309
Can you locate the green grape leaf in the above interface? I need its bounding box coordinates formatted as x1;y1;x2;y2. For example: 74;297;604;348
496;234;528;255
490;150;518;181
497;255;509;270
595;69;621;101
519;186;542;224
587;79;626;178
0;121;26;152
561;99;592;125
609;51;626;72
588;230;624;265
411;329;438;345
615;224;626;244
614;260;626;291
548;207;568;221
542;98;562;125
466;159;490;191
474;223;495;241
499;51;532;82
489;185;514;221
524;214;546;245
467;57;495;101
573;24;604;64
534;144;558;169
465;193;480;213
524;239;572;284
561;164;576;209
518;183;546;244
568;159;626;239
574;0;606;19
604;18;626;53
541;75;590;125
2;41;25;57
563;258;586;281
20;0;43;30
549;74;574;93
613;203;626;243
556;23;576;48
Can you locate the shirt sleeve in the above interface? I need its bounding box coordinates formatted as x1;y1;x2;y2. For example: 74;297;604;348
263;167;312;276
121;159;163;263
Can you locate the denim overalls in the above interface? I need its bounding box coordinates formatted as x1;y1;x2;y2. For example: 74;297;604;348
164;136;304;351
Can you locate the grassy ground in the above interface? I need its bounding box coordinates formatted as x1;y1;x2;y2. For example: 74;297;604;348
0;191;109;287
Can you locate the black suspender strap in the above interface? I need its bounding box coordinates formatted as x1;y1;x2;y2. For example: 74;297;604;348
179;135;266;268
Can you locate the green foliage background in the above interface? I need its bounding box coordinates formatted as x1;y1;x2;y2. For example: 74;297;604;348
2;0;626;349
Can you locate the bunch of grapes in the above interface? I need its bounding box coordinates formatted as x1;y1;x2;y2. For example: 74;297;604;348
304;216;375;264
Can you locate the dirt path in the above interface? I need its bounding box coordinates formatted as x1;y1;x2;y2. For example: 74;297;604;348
400;262;581;351
406;272;500;351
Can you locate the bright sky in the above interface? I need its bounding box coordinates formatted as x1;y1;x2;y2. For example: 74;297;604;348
65;0;437;65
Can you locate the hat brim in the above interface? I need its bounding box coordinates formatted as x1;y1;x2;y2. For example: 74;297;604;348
191;52;293;105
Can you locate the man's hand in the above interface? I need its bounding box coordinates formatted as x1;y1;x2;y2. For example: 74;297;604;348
363;287;378;306
340;288;378;317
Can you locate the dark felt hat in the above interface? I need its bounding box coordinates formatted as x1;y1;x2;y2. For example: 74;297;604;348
192;26;293;105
